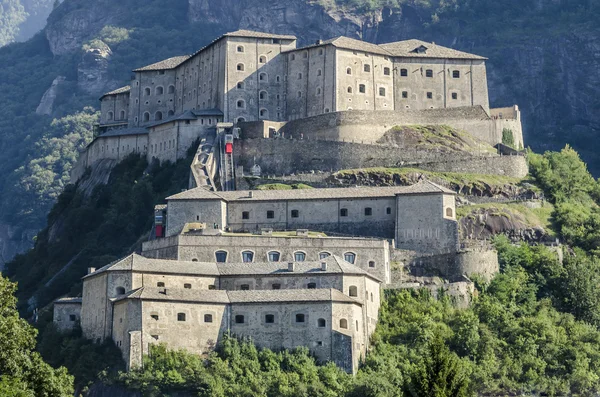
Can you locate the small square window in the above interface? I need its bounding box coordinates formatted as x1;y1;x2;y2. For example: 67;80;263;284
184;283;192;289
296;313;305;323
400;68;408;77
359;84;366;93
427;92;433;99
69;315;76;321
402;91;408;99
364;207;372;216
453;70;460;78
235;315;245;324
242;211;250;220
383;67;390;76
386;207;392;214
272;283;281;290
265;314;275;324
267;210;274;219
177;313;186;322
452;92;458;100
204;314;213;323
363;64;371;72
340;208;348;217
369;261;376;268
425;69;433;78
291;210;299;218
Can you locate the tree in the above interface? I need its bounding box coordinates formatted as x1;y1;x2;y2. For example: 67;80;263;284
0;275;73;396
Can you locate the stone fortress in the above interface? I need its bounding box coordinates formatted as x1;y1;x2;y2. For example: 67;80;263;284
56;29;525;373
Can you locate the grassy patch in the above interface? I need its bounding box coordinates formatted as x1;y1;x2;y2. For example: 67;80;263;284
256;183;314;190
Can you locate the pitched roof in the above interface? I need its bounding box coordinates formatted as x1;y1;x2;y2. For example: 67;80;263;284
224;30;296;40
54;297;82;304
228;288;360;304
285;36;391;56
97;127;148;138
100;85;131;99
84;254;380;282
379;39;486;60
166;180;455;201
147;109;224;128
115;287;230;304
133;55;192;72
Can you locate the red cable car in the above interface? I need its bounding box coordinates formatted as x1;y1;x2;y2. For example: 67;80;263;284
225;142;233;154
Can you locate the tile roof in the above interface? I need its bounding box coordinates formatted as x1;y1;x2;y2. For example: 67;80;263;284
224;30;296;40
285;36;391;56
133;55;192;72
54;297;82;304
84;254;380;281
114;287;358;305
147;109;224;128
97;127;148;138
167;181;455;201
379;39;486;60
228;288;359;304
115;287;230;304
100;85;131;99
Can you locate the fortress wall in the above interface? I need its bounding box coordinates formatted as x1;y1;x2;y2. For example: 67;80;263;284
235;139;528;178
275;107;517;147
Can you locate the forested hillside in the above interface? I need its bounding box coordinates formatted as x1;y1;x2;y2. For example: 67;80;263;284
0;0;55;45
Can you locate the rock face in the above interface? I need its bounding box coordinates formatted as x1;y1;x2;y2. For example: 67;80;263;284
77;40;113;95
459;207;549;243
0;222;37;271
35;75;66;115
188;0;382;43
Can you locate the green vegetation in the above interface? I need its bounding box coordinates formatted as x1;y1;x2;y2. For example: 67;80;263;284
5;144;197;310
456;201;555;236
0;274;73;396
501;128;515;148
256;183;314;190
0;0;26;46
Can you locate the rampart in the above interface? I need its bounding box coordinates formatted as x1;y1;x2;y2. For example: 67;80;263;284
235;139;528;178
242;106;524;149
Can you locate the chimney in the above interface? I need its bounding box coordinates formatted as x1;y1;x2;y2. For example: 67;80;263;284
321;262;327;271
316;39;323;45
87;267;96;274
288;262;295;272
249;191;253;198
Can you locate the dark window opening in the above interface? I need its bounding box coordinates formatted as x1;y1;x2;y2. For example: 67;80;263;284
235;315;245;324
359;84;366;93
291;210;299;218
340;208;348;217
69;315;76;321
400;68;408;77
364;207;372;216
240;284;250;290
453;70;460;78
267;210;274;219
242;211;250;220
184;283;192;289
272;283;281;290
215;251;227;263
157;282;165;287
369;261;376;268
427;92;433;99
265;314;275;323
307;282;317;289
425;69;433;78
204;314;213;323
318;318;326;327
452;92;458;100
296;313;305;323
177;313;186;321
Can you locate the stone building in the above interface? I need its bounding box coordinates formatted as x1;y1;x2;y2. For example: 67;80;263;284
162;181;458;254
58;253;381;373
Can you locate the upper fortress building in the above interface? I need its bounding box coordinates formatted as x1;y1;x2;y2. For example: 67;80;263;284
100;30;489;128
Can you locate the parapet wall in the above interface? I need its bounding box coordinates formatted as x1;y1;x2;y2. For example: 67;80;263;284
235;139;528;178
244;106;524;148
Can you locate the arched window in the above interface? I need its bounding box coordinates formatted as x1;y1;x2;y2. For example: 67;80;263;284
344;252;356;264
242;251;254;263
316;87;321;95
120;110;125;120
259;72;268;82
383;67;391;75
177;313;186;321
318;318;326;327
215;251;228;262
259;91;267;100
297;72;302;80
319;252;331;259
168;85;175;94
143;112;150;122
291;54;296;61
349;286;358;297
347;86;353;94
155;111;163;121
168;110;174;117
237;63;245;71
235;315;245;324
267;251;280;262
340;319;348;329
346;67;352;75
400;68;408;77
204;314;213;323
107;111;113;121
115;286;125;295
294;252;306;262
379;87;386;97
307;282;316;289
237;81;244;89
259;55;267;63
237;45;244;53
276;75;281;83
259;109;268;118
237;117;246;123
297;91;302;98
144;87;151;96
446;207;454;217
155;86;163;95
364;64;371;72
236;99;245;109
317;69;322;76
